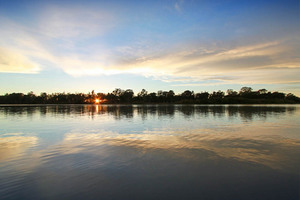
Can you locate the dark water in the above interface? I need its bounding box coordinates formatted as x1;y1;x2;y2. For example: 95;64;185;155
0;104;299;200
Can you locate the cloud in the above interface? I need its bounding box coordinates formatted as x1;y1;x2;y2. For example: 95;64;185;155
0;4;299;86
101;38;299;85
0;7;116;74
174;0;184;12
38;5;116;38
0;47;40;73
0;17;58;70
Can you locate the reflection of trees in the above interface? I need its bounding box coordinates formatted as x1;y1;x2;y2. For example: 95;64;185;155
0;105;297;120
210;106;226;118
136;105;157;120
157;105;175;117
231;106;293;121
194;106;209;117
136;105;175;119
227;106;239;118
1;106;38;116
107;106;134;120
178;105;195;117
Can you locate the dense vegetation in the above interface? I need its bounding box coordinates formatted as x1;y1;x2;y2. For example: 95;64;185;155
0;87;299;104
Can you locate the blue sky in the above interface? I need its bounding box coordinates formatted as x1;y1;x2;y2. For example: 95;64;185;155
0;0;299;95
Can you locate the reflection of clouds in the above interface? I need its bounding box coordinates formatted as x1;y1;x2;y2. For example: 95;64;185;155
61;128;300;173
0;134;38;162
60;131;120;154
180;134;300;173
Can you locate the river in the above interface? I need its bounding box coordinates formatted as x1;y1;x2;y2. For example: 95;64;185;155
0;104;299;200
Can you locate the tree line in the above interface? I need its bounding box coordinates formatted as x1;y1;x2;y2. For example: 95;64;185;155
0;87;299;104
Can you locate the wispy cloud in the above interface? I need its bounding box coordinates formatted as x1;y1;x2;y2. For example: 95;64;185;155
38;5;116;39
0;6;117;74
174;0;184;12
0;47;40;73
107;38;300;85
0;4;299;87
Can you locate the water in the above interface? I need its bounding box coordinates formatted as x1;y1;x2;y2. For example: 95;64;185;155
0;104;299;200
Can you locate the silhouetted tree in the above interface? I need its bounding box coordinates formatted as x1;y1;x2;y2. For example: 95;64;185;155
138;89;148;97
258;89;268;94
121;89;134;103
0;87;299;104
239;87;253;94
209;90;224;103
227;89;238;96
195;92;209;103
112;88;123;97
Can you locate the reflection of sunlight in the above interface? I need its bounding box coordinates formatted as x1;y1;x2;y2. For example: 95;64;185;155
0;135;38;162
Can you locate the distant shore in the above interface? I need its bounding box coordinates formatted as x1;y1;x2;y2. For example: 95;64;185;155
1;102;300;105
1;87;300;104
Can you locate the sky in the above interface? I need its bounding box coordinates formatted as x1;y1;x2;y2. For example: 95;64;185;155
0;0;299;95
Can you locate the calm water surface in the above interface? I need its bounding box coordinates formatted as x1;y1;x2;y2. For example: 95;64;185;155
0;104;299;200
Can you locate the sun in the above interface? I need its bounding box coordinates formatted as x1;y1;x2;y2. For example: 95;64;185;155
95;99;100;103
